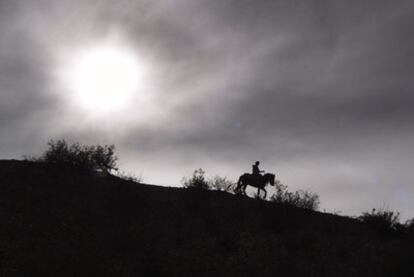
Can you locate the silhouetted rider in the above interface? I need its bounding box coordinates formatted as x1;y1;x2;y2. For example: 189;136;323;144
252;161;264;177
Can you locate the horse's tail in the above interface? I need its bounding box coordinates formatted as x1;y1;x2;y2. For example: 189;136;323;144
226;183;235;192
235;176;243;193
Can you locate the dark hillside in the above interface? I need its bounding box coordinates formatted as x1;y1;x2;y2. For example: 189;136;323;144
0;160;413;276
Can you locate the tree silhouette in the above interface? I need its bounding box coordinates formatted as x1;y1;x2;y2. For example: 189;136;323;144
182;168;210;190
38;139;118;172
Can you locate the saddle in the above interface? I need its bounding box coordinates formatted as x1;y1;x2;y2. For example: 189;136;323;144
251;173;263;183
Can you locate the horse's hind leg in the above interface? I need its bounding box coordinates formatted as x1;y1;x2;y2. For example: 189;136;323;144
263;188;267;199
235;183;240;193
235;179;242;193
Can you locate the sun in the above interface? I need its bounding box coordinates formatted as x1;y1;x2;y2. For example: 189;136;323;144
60;44;145;114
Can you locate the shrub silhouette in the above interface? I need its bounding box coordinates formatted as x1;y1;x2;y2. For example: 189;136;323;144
115;171;143;183
208;175;234;192
182;170;235;192
406;218;414;240
182;168;210;190
358;208;400;236
38;139;118;172
270;180;319;210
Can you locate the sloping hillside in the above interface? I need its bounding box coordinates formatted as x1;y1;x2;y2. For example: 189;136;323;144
0;160;413;276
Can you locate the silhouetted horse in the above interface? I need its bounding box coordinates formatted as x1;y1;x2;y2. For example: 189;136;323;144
236;173;275;199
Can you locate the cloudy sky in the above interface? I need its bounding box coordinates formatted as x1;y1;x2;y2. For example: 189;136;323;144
1;0;414;218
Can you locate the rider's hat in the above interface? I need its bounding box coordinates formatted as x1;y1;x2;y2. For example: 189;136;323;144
255;161;260;164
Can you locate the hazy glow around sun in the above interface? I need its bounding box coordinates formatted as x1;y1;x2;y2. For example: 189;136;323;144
60;43;146;114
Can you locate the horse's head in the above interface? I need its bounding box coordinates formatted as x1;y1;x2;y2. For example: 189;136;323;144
265;173;275;186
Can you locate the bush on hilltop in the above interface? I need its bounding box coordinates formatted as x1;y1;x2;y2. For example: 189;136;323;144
34;139;118;172
270;180;320;211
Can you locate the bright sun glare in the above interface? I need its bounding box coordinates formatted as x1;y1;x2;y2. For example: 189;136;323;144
61;44;144;114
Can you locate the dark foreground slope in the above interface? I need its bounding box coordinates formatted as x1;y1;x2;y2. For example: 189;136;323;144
0;160;413;276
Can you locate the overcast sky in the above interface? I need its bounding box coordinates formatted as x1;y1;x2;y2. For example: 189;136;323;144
1;0;414;219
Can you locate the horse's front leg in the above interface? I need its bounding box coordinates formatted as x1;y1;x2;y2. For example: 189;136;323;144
263;188;267;199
